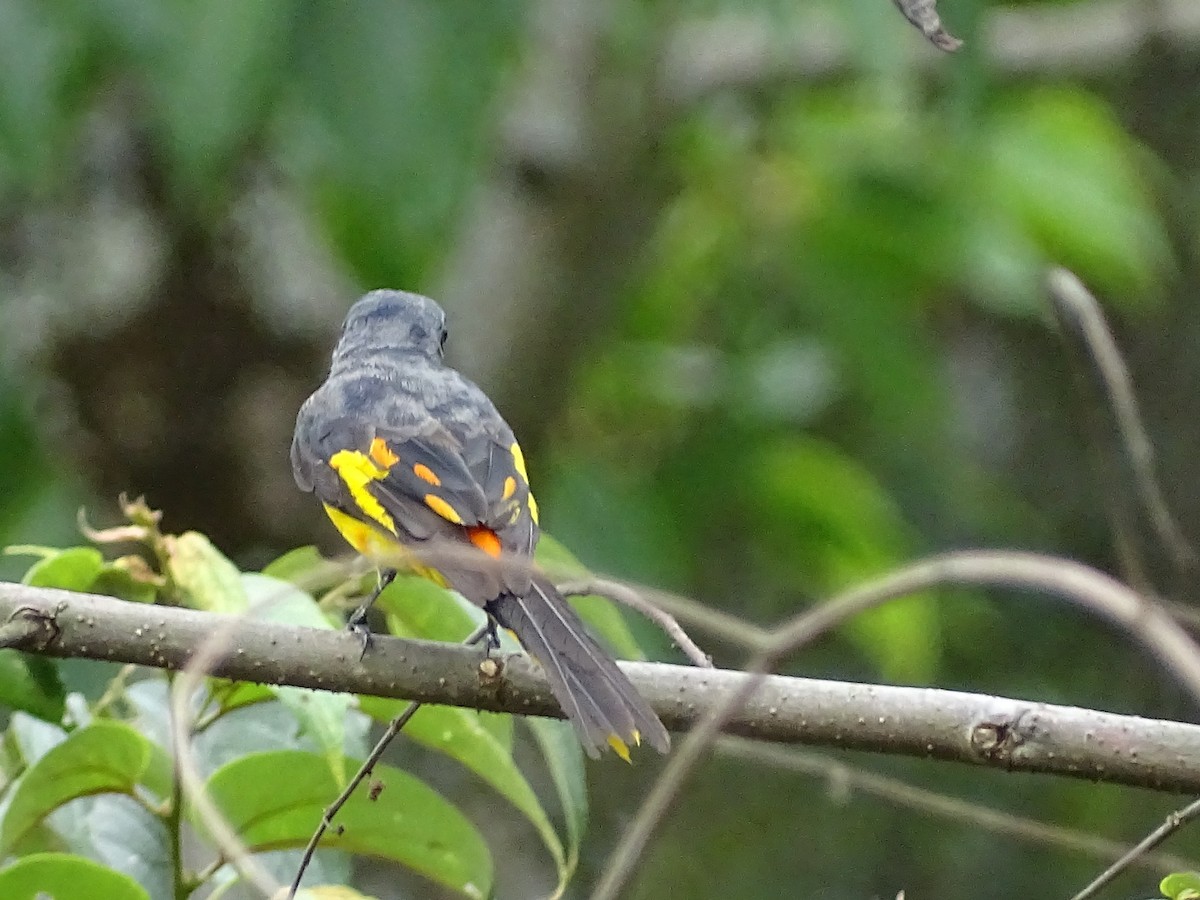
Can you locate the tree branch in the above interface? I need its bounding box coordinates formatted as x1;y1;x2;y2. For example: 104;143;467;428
4;579;1200;795
1047;267;1198;587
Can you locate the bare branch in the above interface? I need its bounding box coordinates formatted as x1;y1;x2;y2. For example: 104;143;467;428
1047;267;1198;579
591;551;1200;900
662;0;1200;105
717;736;1199;877
3;562;1200;800
1069;797;1200;900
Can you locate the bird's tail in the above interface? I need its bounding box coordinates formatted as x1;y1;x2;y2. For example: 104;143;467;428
487;575;670;760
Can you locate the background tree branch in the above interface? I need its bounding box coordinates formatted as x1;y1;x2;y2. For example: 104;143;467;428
4;580;1200;795
662;0;1200;104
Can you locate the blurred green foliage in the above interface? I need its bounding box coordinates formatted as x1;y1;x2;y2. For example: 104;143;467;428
0;0;1196;897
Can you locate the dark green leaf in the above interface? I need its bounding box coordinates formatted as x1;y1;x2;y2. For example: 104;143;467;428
0;650;65;722
207;679;275;716
90;562;158;605
203;750;492;898
526;717;587;883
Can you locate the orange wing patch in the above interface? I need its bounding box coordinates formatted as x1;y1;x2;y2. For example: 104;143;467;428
413;463;441;486
468;526;502;558
369;437;400;467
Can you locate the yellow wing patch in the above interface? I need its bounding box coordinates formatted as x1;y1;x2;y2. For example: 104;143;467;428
510;442;529;482
323;504;401;559
329;450;396;534
502;476;517;501
509;443;539;524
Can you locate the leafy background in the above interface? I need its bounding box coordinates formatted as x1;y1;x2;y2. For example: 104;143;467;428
1;0;1199;897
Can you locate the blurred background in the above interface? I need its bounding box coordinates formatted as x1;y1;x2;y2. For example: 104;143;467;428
1;0;1199;897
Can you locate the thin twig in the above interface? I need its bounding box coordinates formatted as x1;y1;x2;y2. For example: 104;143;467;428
590;551;1200;900
287;623;490;898
623;584;772;652
718;736;1198;876
288;704;421;897
1047;267;1198;577
558;577;713;668
1069;797;1200;900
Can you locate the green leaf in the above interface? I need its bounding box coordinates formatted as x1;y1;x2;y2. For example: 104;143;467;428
12;546;103;592
0;721;158;855
203;750;492;898
207;679;275;716
7;545;158;604
526;717;587;889
376;574;483;642
0;852;150;900
165;532;247;612
262;546;348;594
359;699;565;886
985;87;1170;302
1162;872;1200;900
7;711;67;765
0;649;64;722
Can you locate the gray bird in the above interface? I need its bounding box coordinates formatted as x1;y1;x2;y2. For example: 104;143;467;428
291;290;670;759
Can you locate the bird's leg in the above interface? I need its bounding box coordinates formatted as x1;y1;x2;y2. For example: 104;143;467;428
483;615;502;658
348;568;397;659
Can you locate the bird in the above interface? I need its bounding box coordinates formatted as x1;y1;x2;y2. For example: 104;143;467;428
291;289;670;760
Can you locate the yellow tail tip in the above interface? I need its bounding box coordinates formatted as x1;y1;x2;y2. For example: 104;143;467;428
607;734;633;763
